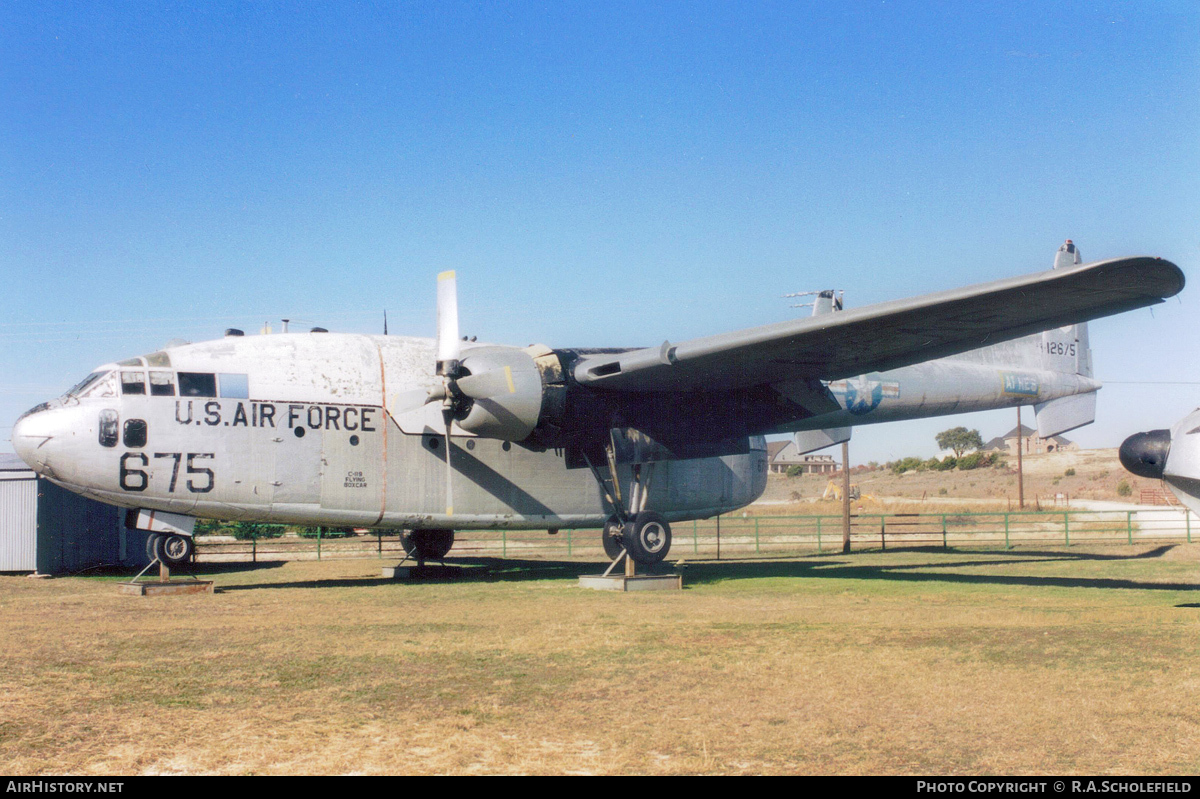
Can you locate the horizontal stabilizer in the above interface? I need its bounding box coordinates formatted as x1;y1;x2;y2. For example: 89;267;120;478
1034;392;1097;439
793;427;851;455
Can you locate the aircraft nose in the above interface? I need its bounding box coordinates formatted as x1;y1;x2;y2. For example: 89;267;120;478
11;404;60;474
1119;429;1172;480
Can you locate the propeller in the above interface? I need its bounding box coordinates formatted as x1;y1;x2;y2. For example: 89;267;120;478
391;270;530;517
437;270;461;517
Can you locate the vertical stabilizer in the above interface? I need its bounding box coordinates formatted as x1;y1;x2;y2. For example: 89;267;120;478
793;291;850;453
1042;240;1093;377
811;290;843;317
1033;240;1097;437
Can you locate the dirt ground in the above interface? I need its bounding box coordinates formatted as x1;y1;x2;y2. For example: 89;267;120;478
760;448;1165;510
2;547;1199;775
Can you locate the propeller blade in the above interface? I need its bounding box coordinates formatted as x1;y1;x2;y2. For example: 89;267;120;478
455;366;516;400
391;386;446;415
444;415;454;517
436;270;460;374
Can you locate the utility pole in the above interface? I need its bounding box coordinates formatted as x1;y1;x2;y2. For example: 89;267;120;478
1016;406;1025;509
842;441;851;553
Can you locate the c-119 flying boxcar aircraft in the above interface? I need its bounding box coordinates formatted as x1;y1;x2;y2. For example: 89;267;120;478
12;242;1184;568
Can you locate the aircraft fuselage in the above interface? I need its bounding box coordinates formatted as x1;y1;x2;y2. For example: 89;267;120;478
13;329;1100;532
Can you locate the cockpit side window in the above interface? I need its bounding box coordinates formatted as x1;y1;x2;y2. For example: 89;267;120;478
178;372;217;397
149;371;175;396
121;371;146;395
123;419;147;448
98;410;119;447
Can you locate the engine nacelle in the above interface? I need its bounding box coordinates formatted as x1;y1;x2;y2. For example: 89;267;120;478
456;346;545;441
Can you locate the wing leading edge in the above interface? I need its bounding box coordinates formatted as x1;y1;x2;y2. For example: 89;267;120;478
572;256;1184;393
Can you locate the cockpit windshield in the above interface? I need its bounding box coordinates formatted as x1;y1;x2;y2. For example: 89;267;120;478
66;371;107;397
64;370;116;399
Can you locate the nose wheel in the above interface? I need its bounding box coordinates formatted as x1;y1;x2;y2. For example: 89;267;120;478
144;533;194;568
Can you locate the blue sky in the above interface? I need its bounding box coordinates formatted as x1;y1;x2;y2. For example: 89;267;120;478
2;1;1198;465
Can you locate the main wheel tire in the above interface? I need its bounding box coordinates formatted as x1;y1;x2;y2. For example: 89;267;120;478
622;511;671;566
601;515;625;560
401;529;455;562
158;534;194;567
145;533;162;564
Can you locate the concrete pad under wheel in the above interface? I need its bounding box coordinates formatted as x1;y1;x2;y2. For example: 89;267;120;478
383;565;464;580
119;580;215;596
578;574;683;592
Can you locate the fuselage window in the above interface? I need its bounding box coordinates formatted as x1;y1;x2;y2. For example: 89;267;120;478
178;372;217;397
123;419;147;448
121;371;146;395
219;373;249;399
98;409;119;447
149;371;176;396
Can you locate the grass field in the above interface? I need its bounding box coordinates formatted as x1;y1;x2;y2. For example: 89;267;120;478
2;545;1199;775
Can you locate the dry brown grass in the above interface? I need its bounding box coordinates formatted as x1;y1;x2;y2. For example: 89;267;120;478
2;546;1199;775
763;448;1164;508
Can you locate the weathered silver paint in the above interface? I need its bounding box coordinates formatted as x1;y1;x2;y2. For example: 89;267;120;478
785;359;1101;435
12;334;769;530
11;249;1183;540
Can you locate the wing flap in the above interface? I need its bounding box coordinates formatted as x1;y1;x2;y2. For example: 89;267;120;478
573;257;1183;392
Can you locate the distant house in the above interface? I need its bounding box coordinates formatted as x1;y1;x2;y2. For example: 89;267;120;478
767;440;840;475
982;425;1077;457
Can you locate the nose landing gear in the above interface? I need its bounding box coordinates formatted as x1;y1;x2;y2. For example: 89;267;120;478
145;533;195;568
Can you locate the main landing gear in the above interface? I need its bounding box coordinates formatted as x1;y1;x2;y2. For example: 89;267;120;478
589;453;672;569
384;529;461;581
401;529;455;566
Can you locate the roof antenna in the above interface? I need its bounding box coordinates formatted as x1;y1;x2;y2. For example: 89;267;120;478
384;309;388;336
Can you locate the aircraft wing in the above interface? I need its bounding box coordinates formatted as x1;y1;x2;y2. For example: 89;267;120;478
572;256;1184;392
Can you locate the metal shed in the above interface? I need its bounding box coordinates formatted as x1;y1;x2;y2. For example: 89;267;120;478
0;452;149;574
0;453;37;571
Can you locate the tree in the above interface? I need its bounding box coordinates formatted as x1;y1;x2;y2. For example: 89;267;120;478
935;427;984;460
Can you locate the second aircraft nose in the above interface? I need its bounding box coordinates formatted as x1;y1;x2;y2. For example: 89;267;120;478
1119;429;1172;480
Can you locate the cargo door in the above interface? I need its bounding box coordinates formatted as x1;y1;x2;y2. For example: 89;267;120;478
274;419;323;506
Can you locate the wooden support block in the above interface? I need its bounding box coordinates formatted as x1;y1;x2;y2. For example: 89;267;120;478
119;580;215;596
